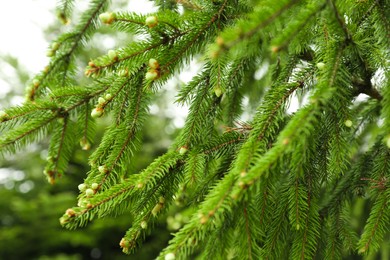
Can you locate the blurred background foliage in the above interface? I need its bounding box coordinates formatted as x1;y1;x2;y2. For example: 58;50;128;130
0;1;188;259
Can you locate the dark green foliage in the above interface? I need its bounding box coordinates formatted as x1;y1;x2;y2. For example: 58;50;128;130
1;0;389;259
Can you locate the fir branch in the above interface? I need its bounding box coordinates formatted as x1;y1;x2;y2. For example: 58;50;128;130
243;206;253;259
86;41;163;76
358;189;390;254
32;0;109;99
374;0;390;42
271;2;327;51
326;0;352;41
44;116;74;183
221;0;300;52
161;0;229;71
159;171;237;259
62;152;181;227
2;0;390;257
202;131;244;157
0;113;57;154
0;102;57;130
56;0;75;24
98;80;148;188
78;102;95;150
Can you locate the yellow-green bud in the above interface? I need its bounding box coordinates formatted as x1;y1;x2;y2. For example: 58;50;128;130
65;208;76;217
271;45;280;53
98;165;108;174
152;197;165;216
145;69;159;81
0;111;8;120
316;62;325;70
386;136;390;148
140;221;148;229
152;203;163;216
59;215;70;225
85;188;94;197
118;69;128;77
148;58;159;69
145;16;158;28
46;50;55;57
91;108;103;118
108;50;118;60
51;42;60;51
78;183;87;192
98;97;106;105
344;119;353;127
119;238;130;249
32;79;40;87
99;12;115;24
165;253;176;260
214;86;223;97
80;138;91;150
105;93;112;100
159;196;165;204
91;183;99;190
179;146;188;155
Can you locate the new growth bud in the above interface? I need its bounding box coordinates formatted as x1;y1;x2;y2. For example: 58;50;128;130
0;110;8;121
145;69;159;81
51;42;60;51
65;208;76;217
140;221;148;229
386;136;390;148
105;93;112;100
344;119;353;127
316;62;325;70
80;138;91;150
99;12;116;24
271;46;280;53
46;50;55;57
108;50;118;61
214;86;223;97
165;253;176;260
85;188;94;197
145;16;158;28
216;36;224;46
152;196;165;216
32;79;40;87
91;107;104;118
78;183;87;192
98;97;106;105
119;238;130;249
148;58;160;69
118;69;128;77
98;165;108;174
179;146;188;155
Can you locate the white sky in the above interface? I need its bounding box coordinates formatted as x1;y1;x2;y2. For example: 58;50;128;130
0;1;55;70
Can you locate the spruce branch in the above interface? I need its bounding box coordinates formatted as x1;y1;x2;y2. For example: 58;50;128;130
161;0;229;71
56;0;75;24
31;0;109;99
358;190;389;254
1;0;390;257
243;206;253;259
374;0;390;41
219;0;300;53
326;0;352;42
44;115;72;183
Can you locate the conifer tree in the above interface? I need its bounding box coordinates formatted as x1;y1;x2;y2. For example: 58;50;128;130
0;0;389;259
